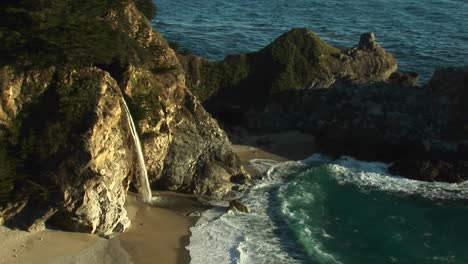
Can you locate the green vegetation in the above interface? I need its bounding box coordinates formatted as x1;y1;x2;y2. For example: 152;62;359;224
0;0;161;206
264;28;339;91
190;56;251;101
190;28;340;105
125;73;163;123
0;0;158;68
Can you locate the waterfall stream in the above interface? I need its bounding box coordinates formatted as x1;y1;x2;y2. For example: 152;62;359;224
122;98;153;203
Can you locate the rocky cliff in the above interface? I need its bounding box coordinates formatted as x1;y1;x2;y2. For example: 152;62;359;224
180;29;397;105
180;29;467;183
0;0;246;235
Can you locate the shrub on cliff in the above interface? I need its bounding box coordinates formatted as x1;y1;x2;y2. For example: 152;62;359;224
0;0;157;68
185;28;340;105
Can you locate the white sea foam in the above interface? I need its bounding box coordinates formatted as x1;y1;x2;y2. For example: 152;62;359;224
330;157;468;200
189;158;311;264
188;154;468;264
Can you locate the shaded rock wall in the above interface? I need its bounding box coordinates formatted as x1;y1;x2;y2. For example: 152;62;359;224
111;2;246;195
0;67;133;235
180;27;467;183
180;28;397;106
0;0;246;234
210;66;468;182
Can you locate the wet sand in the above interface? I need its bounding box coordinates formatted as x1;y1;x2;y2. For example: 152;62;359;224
233;130;319;175
0;130;318;264
119;193;210;264
0;193;208;264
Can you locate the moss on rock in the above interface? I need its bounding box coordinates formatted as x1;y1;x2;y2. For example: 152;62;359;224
181;28;396;110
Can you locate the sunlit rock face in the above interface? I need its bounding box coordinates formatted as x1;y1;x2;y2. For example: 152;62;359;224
0;0;246;234
180;28;468;184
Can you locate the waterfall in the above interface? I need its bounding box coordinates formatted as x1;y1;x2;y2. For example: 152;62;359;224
122;98;153;203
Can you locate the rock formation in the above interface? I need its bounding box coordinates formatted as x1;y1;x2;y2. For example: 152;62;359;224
228;199;249;213
180;28;397;105
0;0;246;235
180;29;467;183
220;67;468;183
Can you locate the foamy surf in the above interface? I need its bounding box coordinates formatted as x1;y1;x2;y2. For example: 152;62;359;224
189;154;468;264
188;158;298;264
188;155;331;264
331;157;468;200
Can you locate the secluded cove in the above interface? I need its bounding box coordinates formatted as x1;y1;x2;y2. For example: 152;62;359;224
154;0;468;262
189;154;468;264
0;0;467;263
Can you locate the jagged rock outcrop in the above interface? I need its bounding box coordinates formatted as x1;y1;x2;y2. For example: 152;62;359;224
180;27;467;183
206;66;468;183
0;0;246;234
387;67;468;182
0;67;134;235
228;199;249;213
107;2;245;195
180;28;397;106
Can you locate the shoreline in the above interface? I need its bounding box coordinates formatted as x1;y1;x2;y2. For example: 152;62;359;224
0;192;210;264
0;130;316;264
232;130;320;175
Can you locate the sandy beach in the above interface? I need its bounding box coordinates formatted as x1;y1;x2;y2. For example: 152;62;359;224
233;130;319;175
0;193;209;264
0;130;317;264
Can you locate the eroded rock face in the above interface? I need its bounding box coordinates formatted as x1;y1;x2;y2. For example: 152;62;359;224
56;69;133;234
179;25;467;183
0;67;134;235
112;1;246;195
180;28;397;106
0;0;246;234
160;91;244;196
0;66;55;128
214;66;468;183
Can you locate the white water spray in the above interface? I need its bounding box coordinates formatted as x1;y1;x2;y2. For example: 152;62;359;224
122;98;153;203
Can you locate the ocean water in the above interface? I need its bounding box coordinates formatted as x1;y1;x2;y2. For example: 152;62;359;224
154;0;468;82
153;1;468;263
188;156;468;264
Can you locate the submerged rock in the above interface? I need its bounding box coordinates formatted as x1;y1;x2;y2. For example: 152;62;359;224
186;211;202;217
388;71;420;87
228;199;249;213
389;159;468;183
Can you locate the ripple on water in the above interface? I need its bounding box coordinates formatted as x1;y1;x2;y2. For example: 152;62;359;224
155;0;468;82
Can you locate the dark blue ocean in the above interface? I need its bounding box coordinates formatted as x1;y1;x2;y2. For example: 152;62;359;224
154;0;468;82
153;1;468;263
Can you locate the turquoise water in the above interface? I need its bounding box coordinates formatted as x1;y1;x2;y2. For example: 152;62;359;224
280;160;468;264
154;0;468;81
154;1;468;263
188;157;468;264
